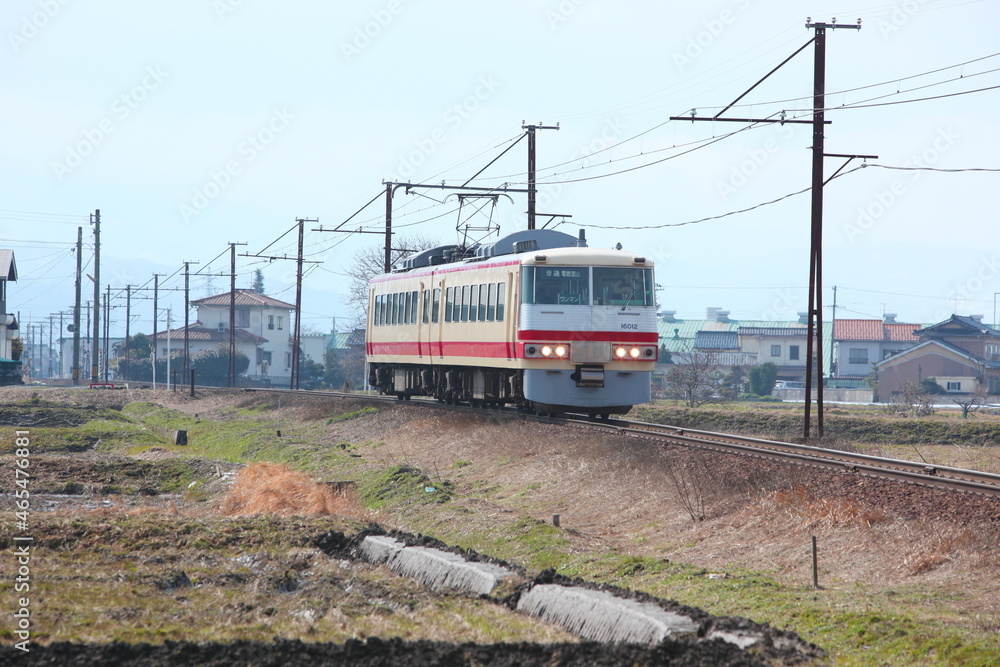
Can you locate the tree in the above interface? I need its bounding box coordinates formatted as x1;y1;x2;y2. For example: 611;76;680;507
345;234;439;329
191;345;249;386
10;337;22;361
748;362;778;396
890;380;934;417
298;354;325;389
920;378;946;395
720;365;748;400
953;384;990;419
663;351;725;408
251;269;265;294
323;348;345;389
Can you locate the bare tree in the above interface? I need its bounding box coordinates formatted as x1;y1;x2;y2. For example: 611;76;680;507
889;380;935;417
663;351;725;408
952;383;991;419
343;233;439;329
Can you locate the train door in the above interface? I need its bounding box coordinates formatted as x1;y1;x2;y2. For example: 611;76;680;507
417;281;426;358
506;268;517;359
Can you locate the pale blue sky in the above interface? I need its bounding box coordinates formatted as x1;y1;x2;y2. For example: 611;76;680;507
3;0;999;338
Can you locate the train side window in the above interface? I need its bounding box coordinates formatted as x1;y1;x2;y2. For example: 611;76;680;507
381;294;388;325
402;292;410;324
432;288;440;323
445;287;453;322
479;283;488;321
373;294;381;326
388;293;395;325
422;290;430;324
398;292;406;324
410;290;418;324
452;287;461;322
520;266;535;304
496;282;505;321
469;285;479;322
486;283;496;321
461;285;470;322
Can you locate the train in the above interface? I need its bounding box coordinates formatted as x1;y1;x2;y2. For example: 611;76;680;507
365;229;658;417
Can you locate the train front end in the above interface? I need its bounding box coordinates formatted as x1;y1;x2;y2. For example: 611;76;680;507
517;248;657;416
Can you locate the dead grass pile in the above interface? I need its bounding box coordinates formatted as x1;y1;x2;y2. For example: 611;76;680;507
218;462;363;517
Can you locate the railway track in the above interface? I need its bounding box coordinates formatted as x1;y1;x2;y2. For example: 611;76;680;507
244;387;1000;499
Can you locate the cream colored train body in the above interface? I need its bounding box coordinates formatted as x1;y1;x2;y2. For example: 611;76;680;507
366;230;657;416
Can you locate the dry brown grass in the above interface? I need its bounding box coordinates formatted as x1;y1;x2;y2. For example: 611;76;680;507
218;462;367;518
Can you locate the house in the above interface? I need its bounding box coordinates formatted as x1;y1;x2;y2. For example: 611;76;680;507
875;315;1000;397
736;326;811;381
151;289;296;383
0;250;21;385
831;314;920;382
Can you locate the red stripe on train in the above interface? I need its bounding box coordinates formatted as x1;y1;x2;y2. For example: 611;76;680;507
517;330;658;343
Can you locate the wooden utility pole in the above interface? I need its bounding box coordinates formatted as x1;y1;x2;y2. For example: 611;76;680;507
124;285;131;381
671;18;867;439
152;274;162;389
290;218;316;390
522;122;559;230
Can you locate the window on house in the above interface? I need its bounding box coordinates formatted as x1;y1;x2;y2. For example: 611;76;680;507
285;352;291;368
277;316;283;330
235;308;250;328
261;351;272;365
770;345;781;357
947;381;961;391
986;344;1000;360
849;348;868;364
268;315;274;330
789;345;800;360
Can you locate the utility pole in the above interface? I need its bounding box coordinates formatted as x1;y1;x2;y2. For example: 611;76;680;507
182;261;198;380
103;284;111;381
384;183;392;273
72;226;82;385
227;242;247;388
85;299;91;379
152;274;162;389
58;311;64;379
47;316;53;378
671;18;867;439
522;121;559;230
290;218;316;390
90;209;101;383
124;285;131;381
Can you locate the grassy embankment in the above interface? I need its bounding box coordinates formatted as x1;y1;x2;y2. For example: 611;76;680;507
1;394;998;664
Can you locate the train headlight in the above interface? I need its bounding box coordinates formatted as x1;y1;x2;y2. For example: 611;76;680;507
614;346;627;359
629;347;641;358
554;345;567;358
541;345;553;357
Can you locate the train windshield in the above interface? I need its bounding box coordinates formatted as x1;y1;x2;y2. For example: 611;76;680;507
593;267;654;306
522;266;590;305
522;266;654;306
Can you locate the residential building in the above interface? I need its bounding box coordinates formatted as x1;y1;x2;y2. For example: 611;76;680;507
150;289;296;384
831;314;920;382
0;250;21;385
875;315;1000;397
